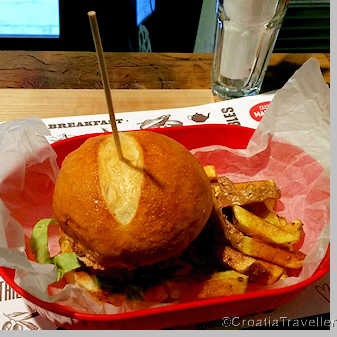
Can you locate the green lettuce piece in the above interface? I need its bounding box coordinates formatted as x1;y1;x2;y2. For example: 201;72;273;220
30;219;80;281
30;219;56;264
52;252;81;281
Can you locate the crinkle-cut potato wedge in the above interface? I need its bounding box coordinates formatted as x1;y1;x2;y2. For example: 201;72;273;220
219;246;285;285
165;271;248;301
213;209;306;269
212;176;281;208
232;205;300;246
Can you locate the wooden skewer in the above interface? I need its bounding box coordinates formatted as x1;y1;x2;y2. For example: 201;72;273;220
88;11;123;160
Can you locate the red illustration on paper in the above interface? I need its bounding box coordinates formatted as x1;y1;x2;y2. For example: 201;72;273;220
249;101;271;122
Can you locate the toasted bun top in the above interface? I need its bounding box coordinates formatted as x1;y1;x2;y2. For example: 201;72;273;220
53;131;213;270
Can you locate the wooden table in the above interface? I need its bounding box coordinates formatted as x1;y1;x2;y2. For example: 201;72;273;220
0;52;330;122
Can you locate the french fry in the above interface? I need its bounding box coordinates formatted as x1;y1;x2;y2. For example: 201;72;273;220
244;202;304;244
203;165;217;181
231;230;305;269
232;205;300;246
244;202;271;218
65;270;100;292
64;271;132;306
265;215;303;238
245;202;303;232
212;176;281;208
233;180;281;199
264;198;277;212
165;270;248;300
213;208;306;269
219;246;285;285
219;245;256;274
286;219;304;233
248;259;285;285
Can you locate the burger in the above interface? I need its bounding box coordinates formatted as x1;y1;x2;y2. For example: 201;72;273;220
50;130;214;303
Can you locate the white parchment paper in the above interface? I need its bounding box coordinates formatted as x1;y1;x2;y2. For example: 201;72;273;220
0;58;330;313
192;58;330;290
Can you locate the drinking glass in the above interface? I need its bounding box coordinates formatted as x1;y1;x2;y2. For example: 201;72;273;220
212;0;289;99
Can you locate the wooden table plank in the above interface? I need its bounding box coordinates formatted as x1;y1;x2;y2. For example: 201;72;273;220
0;52;330;91
0;89;214;122
0;52;329;122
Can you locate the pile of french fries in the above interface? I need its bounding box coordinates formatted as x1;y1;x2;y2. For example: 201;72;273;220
144;166;306;302
206;166;305;287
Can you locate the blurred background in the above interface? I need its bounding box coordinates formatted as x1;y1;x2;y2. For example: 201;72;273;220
0;0;330;53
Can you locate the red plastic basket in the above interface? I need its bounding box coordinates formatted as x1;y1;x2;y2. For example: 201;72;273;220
0;124;330;329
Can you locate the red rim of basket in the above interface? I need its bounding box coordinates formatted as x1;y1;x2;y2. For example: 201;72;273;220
0;249;329;322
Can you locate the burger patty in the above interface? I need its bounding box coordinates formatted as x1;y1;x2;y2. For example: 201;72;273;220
59;229;106;271
60;218;221;299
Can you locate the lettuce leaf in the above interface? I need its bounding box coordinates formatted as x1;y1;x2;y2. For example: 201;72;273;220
30;219;56;264
30;219;80;281
53;252;81;281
